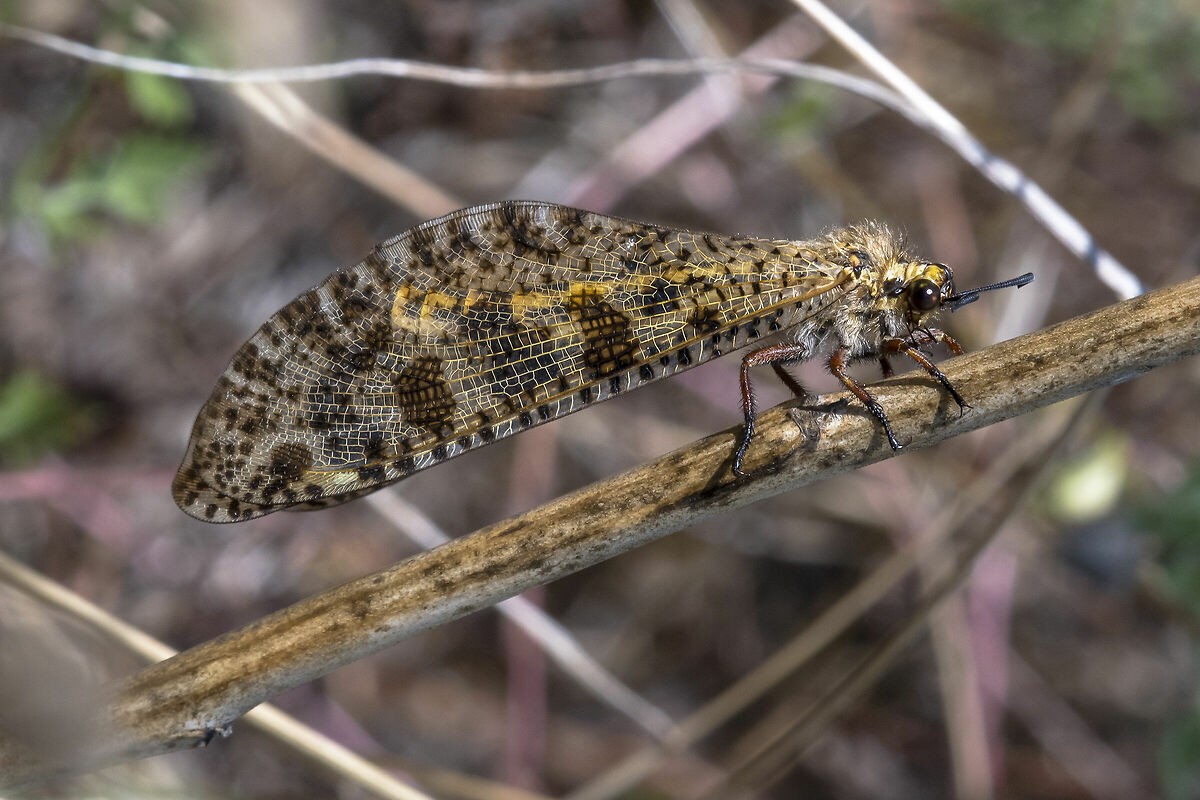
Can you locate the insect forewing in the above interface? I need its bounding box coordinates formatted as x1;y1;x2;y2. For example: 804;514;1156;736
173;202;853;522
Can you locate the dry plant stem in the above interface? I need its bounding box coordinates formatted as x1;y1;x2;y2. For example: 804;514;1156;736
564;15;818;209
1005;651;1148;800
0;21;1140;299
789;0;1142;299
230;83;461;218
365;492;676;739
699;397;1091;800
564;398;1087;800
2;279;1197;785
0;552;436;800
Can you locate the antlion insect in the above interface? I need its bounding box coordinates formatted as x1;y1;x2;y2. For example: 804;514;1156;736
173;201;1033;522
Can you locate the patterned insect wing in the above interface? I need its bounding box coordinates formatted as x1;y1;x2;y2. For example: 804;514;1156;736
173;202;853;522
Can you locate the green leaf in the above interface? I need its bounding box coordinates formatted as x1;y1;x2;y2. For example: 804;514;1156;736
768;84;836;140
0;371;95;466
939;0;1114;54
1162;710;1200;800
940;0;1200;128
124;70;194;127
20;133;209;236
97;134;208;223
1135;463;1200;606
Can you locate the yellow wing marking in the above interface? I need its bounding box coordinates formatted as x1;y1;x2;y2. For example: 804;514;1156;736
391;284;487;338
301;269;854;476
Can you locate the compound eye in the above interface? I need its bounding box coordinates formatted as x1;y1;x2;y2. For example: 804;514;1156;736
907;278;941;312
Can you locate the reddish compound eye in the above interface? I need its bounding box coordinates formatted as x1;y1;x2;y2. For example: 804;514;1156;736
908;278;940;312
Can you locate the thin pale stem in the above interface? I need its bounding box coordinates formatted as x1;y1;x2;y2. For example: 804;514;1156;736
1;21;1140;299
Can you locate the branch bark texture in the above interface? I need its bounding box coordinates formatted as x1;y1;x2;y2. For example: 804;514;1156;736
4;275;1199;784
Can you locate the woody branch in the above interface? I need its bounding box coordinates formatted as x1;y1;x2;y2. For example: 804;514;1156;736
2;275;1198;786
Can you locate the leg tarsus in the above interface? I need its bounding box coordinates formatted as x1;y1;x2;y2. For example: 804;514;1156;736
732;416;754;478
882;330;969;412
829;348;904;450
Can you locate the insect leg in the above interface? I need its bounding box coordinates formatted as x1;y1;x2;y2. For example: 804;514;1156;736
828;347;903;450
733;342;811;477
770;362;809;400
920;327;965;356
882;329;968;412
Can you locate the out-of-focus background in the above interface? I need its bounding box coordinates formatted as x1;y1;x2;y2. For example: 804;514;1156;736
1;1;1198;797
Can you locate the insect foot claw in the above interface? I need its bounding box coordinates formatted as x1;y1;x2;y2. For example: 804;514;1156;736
731;444;753;478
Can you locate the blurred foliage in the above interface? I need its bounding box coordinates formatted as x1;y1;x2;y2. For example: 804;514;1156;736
1135;461;1200;608
1162;709;1200;800
1044;431;1130;524
1135;461;1200;798
765;83;836;143
13;133;209;240
0;370;94;466
0;2;1196;796
123;69;194;127
9;21;209;241
941;0;1200;127
942;0;1114;52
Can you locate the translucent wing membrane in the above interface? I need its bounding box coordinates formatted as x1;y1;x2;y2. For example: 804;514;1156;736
173;201;1032;522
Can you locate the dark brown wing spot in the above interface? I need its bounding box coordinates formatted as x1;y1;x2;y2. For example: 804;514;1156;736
639;276;684;316
393;355;456;437
567;286;639;379
688;305;726;334
486;323;562;401
357;465;386;483
268;442;313;482
464;299;563;402
302;382;355;431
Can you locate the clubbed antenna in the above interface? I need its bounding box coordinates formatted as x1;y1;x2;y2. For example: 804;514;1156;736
944;272;1035;312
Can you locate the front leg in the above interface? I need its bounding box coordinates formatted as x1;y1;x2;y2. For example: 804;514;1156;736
881;328;968;412
828;347;903;450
